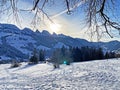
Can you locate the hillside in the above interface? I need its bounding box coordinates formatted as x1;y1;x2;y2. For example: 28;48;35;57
0;23;120;60
0;58;120;89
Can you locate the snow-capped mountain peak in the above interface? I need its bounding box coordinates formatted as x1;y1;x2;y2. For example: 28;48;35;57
41;30;51;36
0;23;120;60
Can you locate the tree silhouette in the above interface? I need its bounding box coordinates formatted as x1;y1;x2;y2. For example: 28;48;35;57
39;49;45;61
29;48;38;64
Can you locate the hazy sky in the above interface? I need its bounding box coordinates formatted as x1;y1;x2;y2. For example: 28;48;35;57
1;0;120;42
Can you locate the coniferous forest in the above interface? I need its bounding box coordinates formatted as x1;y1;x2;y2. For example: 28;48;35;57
50;46;116;65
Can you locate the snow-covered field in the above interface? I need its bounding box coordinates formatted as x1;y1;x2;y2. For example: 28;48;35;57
0;58;120;90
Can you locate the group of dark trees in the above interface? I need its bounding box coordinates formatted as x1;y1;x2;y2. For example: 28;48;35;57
51;47;72;65
29;46;116;65
0;45;114;66
51;46;116;64
29;49;45;64
72;47;116;62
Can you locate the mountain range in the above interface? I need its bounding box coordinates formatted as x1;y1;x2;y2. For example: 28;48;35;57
0;23;120;60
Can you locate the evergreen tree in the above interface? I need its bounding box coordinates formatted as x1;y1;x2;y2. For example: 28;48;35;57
72;47;82;62
71;46;105;62
61;45;66;57
51;47;72;66
51;49;61;68
62;49;72;65
29;55;38;64
109;52;116;58
39;49;45;62
29;48;38;64
98;48;104;59
105;52;109;59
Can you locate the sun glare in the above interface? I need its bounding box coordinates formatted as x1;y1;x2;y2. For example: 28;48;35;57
50;23;61;33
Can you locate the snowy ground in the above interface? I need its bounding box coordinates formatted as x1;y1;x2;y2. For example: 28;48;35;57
0;58;120;90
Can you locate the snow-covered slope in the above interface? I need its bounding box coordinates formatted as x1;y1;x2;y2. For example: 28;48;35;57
0;58;120;89
0;23;119;60
6;34;36;54
54;42;69;48
37;45;50;50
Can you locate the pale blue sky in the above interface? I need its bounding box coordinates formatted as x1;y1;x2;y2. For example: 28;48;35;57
1;0;120;42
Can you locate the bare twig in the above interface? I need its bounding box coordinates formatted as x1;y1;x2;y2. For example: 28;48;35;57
0;0;120;40
32;0;40;10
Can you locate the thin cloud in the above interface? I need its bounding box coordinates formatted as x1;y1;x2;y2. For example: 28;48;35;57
51;1;85;19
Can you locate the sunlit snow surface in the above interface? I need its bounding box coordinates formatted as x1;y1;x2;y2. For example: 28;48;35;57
0;59;120;90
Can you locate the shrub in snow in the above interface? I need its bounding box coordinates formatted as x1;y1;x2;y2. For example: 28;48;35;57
115;54;120;59
53;63;60;69
11;61;21;68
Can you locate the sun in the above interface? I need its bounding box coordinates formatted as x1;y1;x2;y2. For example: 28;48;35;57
50;23;61;33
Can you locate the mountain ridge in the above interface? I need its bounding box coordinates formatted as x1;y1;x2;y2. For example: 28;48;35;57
0;23;119;60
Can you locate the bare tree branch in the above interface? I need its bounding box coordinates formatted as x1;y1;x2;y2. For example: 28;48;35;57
0;0;120;40
32;0;40;10
65;0;71;14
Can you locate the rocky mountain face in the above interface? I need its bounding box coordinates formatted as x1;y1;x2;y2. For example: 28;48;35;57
0;23;119;60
